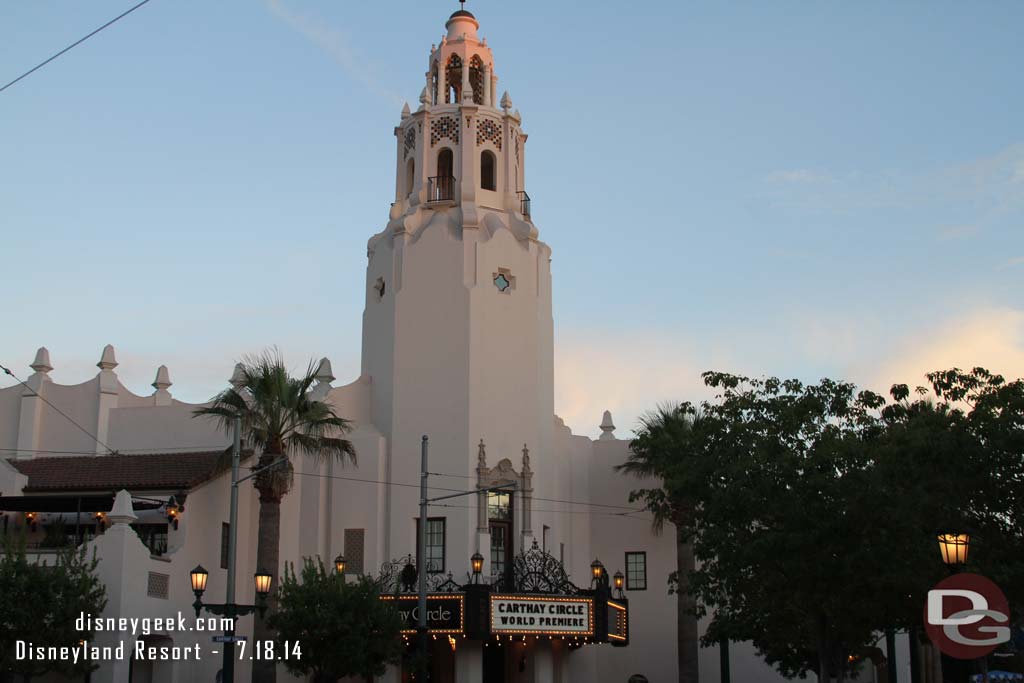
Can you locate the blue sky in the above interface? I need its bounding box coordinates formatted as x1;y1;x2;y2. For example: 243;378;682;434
2;1;1022;437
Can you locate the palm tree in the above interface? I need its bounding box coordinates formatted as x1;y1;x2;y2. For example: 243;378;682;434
616;404;703;683
194;350;356;683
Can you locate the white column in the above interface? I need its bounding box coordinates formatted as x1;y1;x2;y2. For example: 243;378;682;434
530;640;554;683
95;344;120;455
455;641;483;683
462;57;471;102
377;662;402;683
482;65;491;106
439;60;448;104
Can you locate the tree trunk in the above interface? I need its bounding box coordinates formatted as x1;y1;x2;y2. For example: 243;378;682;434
676;525;700;683
253;477;282;683
816;617;831;683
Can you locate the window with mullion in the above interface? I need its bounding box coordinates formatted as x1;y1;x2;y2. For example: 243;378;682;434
625;551;647;591
417;517;446;574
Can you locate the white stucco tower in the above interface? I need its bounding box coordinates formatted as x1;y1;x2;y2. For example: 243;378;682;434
360;7;554;573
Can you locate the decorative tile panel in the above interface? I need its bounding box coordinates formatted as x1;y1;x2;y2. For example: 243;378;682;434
477;118;502;150
430;116;459;146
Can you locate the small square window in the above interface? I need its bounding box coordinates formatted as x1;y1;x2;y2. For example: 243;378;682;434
625;551;647;591
492;268;516;294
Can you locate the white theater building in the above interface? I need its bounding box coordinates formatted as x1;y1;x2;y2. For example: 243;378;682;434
0;8;819;683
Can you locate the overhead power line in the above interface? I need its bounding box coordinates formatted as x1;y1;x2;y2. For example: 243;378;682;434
1;0;155;93
0;364;114;454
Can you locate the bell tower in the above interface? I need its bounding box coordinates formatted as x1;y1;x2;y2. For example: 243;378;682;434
360;7;553;563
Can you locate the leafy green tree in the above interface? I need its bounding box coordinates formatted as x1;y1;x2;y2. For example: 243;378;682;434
688;373;891;682
268;558;404;683
0;536;108;683
622;368;1024;682
194;350;357;683
617;404;707;683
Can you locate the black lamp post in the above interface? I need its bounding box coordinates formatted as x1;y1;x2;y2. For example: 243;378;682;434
613;570;625;599
471;552;484;583
189;565;273;682
334;554;347;575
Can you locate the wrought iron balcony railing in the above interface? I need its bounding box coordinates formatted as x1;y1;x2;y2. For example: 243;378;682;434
517;190;531;218
427;175;456;202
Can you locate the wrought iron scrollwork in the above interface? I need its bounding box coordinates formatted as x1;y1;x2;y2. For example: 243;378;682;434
375;555;465;593
502;540;582;595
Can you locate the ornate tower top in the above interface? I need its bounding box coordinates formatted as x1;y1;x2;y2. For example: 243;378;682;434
386;6;534;237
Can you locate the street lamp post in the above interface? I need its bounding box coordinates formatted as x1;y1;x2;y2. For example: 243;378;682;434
190;564;273;681
334;554;347;576
937;531;987;683
412;435;515;682
186;416;286;683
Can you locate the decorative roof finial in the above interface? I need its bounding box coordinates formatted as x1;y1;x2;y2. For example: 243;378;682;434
401;102;411;119
97;344;118;371
30;347;52;375
229;362;246;391
477;438;487;468
500;91;512;112
521;443;531;474
419;87;429;107
599;410;616;441
108;489;138;525
152;365;172;392
314;357;335;385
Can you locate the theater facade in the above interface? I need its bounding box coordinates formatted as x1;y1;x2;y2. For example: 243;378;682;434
0;7;797;683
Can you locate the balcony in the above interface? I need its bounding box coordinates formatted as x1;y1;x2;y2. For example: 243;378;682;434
517;190;531;218
427;175;456;203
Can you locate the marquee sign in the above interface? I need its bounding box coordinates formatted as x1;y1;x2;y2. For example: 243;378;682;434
380;594;465;634
607;600;628;642
490;594;594;636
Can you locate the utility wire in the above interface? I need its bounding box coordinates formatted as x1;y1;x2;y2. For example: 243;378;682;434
1;0;155;93
0;364;114;454
291;470;646;513
0;444;647;512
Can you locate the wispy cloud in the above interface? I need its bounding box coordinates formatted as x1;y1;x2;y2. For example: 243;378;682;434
765;169;835;185
937;224;980;241
760;143;1024;215
863;307;1024;394
554;329;715;439
265;0;404;106
999;256;1024;270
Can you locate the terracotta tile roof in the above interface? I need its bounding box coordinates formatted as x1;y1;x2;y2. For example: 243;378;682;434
7;451;226;492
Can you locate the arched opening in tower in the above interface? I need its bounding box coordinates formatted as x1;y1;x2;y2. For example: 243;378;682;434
445;55;463;104
469;55;485;105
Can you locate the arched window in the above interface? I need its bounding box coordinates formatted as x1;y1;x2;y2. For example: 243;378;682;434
406;158;415;197
480;150;496;191
431;148;455;201
437;148;454;178
445;55;463;104
469;55;485;104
